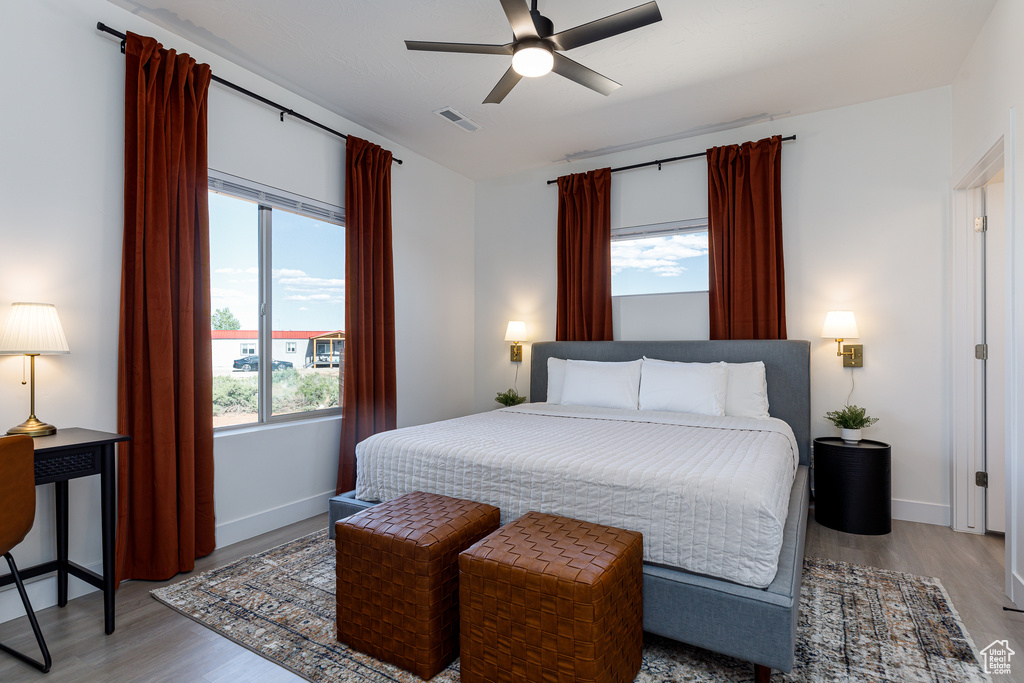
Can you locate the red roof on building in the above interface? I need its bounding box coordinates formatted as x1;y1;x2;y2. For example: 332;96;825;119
211;330;342;340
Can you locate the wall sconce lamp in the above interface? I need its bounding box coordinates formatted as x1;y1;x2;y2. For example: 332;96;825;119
820;310;863;368
505;320;527;362
0;302;70;436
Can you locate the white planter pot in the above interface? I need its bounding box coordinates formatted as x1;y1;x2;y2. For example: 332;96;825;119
841;428;862;444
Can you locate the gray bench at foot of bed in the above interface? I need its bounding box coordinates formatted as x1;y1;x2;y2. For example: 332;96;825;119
328;490;377;536
328;465;808;674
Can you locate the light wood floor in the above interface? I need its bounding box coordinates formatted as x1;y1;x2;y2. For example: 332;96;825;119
0;514;1021;682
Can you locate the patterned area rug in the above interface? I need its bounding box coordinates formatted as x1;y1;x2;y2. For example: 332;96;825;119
152;530;987;682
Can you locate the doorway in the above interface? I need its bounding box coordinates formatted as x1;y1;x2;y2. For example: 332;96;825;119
951;139;1006;536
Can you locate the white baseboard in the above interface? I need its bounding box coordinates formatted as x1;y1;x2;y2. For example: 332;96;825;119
892;498;951;526
215;490;334;548
0;560;102;626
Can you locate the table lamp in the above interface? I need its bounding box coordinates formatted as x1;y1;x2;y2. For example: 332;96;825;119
0;302;70;436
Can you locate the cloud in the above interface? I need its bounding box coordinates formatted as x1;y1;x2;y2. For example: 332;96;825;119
275;271;345;304
273;268;307;279
278;275;345;289
215;268;345;310
611;234;708;277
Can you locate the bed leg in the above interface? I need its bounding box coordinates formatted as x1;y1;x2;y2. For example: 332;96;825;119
754;663;772;682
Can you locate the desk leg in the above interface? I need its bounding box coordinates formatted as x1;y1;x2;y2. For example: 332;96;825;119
55;480;69;607
101;444;116;635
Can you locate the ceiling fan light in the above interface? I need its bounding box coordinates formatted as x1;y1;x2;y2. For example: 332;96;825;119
512;43;553;77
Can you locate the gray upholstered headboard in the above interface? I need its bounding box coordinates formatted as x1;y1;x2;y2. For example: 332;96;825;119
530;340;811;467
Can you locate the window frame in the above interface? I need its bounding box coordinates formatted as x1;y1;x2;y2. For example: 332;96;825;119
610;218;710;296
240;342;256;355
210;170;345;430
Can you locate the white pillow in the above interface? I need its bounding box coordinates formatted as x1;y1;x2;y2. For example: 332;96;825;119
560;359;642;410
546;357;567;404
725;361;770;419
639;358;728;416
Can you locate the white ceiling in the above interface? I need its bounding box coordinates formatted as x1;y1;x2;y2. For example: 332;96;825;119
105;0;994;180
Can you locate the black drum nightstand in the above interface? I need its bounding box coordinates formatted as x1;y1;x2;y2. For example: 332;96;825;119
813;437;891;535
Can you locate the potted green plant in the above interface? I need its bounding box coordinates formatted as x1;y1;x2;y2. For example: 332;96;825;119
824;404;879;444
495;388;527;407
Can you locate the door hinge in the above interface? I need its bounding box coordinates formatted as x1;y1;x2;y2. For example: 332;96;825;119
975;216;988;232
976;471;989;488
975;343;988;360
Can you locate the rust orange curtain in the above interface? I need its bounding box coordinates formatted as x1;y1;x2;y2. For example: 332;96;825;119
556;168;613;341
707;136;787;340
336;136;397;494
116;32;215;584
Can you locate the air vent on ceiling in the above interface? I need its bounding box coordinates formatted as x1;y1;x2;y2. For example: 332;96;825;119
434;107;481;133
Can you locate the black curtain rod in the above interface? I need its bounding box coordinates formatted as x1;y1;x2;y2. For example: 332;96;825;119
545;134;796;185
96;22;403;165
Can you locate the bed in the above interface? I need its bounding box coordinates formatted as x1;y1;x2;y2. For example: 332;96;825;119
337;339;810;678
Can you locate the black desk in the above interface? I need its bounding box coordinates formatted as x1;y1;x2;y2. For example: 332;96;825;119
0;429;129;634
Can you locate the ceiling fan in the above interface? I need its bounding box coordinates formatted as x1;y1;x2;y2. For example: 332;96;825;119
406;0;662;104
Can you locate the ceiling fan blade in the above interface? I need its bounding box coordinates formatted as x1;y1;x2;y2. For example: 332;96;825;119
483;66;523;104
549;1;662;51
499;0;539;40
405;40;513;55
551;53;621;96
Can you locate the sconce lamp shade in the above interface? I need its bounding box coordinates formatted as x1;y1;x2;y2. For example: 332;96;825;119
504;320;527;343
0;303;70;354
820;311;859;340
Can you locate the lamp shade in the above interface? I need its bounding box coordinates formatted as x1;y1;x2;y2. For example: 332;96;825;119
0;302;70;354
504;320;527;342
821;310;859;339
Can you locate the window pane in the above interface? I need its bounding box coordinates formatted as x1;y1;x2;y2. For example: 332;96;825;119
611;231;709;296
270;209;344;417
210;192;260;427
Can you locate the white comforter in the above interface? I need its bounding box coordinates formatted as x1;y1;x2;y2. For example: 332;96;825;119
355;403;799;588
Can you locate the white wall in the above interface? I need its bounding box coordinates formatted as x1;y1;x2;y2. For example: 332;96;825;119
951;0;1024;603
475;87;953;526
0;0;475;624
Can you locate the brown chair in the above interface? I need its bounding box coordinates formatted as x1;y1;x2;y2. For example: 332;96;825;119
0;434;51;673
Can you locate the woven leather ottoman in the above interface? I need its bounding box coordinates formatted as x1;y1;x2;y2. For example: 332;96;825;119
335;491;500;679
459;511;643;683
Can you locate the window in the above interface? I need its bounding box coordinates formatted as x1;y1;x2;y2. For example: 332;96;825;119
209;172;344;428
610;219;709;296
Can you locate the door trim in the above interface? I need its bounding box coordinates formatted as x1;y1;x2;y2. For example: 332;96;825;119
950;137;1003;534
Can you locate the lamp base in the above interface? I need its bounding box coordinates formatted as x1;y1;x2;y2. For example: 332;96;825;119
7;415;57;437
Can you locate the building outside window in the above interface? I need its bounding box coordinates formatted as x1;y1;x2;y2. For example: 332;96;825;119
611;219;709;296
209;173;345;428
